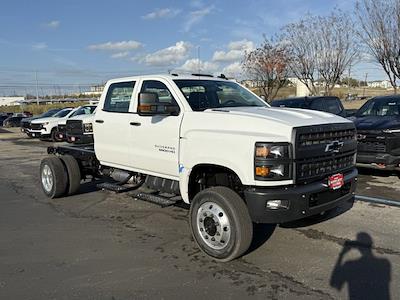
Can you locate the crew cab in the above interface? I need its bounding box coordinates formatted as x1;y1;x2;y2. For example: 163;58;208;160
271;96;347;117
29;107;73;140
353;95;400;171
57;105;96;141
39;74;358;261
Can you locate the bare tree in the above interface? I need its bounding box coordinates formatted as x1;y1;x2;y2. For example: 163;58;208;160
281;10;358;95
242;38;290;101
355;0;399;91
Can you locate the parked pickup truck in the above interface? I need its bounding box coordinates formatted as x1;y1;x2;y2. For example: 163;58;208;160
57;105;97;142
353;95;400;171
65;113;95;144
29;107;73;140
39;74;358;261
271;96;347;117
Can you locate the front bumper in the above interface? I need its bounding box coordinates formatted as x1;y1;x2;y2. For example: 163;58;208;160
357;152;400;171
66;133;93;144
244;168;357;223
27;129;49;138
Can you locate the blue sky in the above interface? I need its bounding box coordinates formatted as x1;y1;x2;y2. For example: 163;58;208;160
0;0;385;95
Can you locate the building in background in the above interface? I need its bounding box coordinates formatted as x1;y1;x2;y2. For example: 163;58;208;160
82;84;104;96
0;96;25;106
367;80;392;89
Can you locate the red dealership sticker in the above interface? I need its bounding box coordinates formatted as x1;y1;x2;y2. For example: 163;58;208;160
328;173;344;190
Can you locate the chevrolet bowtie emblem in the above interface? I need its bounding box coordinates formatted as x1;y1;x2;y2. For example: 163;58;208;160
325;140;344;153
356;134;366;140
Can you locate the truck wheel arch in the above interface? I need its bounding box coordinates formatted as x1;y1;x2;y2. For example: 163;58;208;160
187;164;244;202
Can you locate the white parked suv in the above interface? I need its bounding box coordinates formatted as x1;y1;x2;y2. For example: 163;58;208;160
29;107;74;140
39;74;358;261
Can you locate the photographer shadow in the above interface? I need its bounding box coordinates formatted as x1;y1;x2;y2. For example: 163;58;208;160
330;232;391;300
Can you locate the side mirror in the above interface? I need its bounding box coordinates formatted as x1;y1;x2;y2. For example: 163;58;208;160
137;92;179;116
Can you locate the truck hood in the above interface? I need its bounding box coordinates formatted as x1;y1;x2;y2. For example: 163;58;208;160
353;116;400;131
183;106;351;141
31;116;59;124
69;114;94;122
206;106;350;127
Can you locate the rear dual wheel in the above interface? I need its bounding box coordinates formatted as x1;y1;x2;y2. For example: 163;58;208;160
40;155;81;198
189;186;253;262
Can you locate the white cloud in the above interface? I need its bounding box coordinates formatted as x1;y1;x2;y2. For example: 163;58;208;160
179;58;219;73
183;5;214;32
143;41;191;66
88;40;142;51
212;50;243;62
32;42;48;50
142;8;180;20
222;62;243;77
44;20;60;28
228;39;254;51
212;39;254;62
111;51;130;59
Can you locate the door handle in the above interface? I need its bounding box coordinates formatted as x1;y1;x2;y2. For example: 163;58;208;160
95;120;104;123
130;122;141;126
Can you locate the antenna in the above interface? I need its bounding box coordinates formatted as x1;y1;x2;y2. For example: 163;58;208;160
197;46;201;74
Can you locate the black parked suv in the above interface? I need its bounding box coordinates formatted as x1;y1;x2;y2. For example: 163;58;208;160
271;96;347;117
353;95;400;171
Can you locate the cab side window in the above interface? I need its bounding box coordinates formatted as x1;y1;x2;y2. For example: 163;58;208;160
104;81;135;113
141;80;179;106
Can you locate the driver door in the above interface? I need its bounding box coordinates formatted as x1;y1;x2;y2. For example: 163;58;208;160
129;79;183;179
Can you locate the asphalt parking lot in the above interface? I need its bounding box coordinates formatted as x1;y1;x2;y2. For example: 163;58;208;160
1;128;399;299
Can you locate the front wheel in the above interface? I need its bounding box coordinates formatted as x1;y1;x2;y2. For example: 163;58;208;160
189;186;253;262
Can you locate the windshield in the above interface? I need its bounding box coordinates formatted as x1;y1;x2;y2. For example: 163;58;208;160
41;109;61;118
53;108;72;118
173;80;268;111
70;106;96;117
357;97;400;117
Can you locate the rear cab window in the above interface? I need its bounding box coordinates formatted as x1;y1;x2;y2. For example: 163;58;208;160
103;81;135;113
324;98;343;115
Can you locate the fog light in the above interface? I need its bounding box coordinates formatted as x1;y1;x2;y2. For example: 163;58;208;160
266;200;289;210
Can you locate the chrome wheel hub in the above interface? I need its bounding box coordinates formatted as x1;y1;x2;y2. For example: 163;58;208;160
41;164;53;193
196;202;231;250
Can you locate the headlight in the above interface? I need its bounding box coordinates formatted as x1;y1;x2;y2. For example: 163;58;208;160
43;122;49;125
254;142;292;180
84;123;93;133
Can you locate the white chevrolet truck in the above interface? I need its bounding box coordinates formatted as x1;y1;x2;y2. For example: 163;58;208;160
39;74;358;261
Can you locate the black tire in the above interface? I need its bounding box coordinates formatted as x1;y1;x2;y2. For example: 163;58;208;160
50;128;58;142
40;156;68;198
60;154;81;195
189;186;253;262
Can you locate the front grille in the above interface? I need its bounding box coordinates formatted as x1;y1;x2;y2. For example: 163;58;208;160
297;152;355;181
358;140;386;153
66;120;83;135
21;121;30;129
31;123;42;130
298;129;355;147
295;123;357;183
